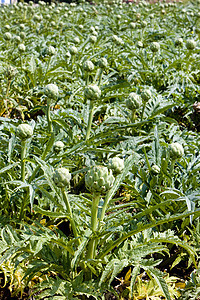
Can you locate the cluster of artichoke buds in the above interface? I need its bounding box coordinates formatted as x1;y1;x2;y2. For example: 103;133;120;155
85;165;115;194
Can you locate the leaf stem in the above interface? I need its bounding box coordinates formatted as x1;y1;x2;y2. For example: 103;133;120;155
21;140;26;182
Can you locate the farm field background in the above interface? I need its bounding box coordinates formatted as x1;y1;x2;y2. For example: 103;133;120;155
0;0;200;299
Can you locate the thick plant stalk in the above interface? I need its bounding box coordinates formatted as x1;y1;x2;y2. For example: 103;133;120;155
141;102;146;121
85;100;95;141
21;140;26;182
61;187;80;245
46;99;53;133
86;194;101;260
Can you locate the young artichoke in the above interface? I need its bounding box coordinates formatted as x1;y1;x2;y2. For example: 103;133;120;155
84;84;101;100
4;32;12;41
126;92;142;110
16;124;33;140
98;57;108;69
83;60;95;72
85;165;115;194
109;157;124;174
69;46;78;55
18;43;26;52
186;40;196;50
53;167;71;188
150;42;160;52
141;89;151;102
53;141;64;153
45;83;59;100
151;164;160;175
169;142;184;160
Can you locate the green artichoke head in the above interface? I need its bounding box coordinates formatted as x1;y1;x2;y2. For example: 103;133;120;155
53;168;71;188
84;84;101;100
169;142;184;160
109;157;124;174
16;124;33;140
85;165;115;194
126;92;142;110
45;83;59;100
53;141;64;153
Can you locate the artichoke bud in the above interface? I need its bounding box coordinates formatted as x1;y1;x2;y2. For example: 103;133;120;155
85;166;115;194
150;42;160;52
108;157;124;174
69;46;78;55
136;41;143;48
151;164;160;175
16;124;33;140
4;65;17;80
83;60;95;72
53;167;71;188
89;35;97;43
18;43;26;52
98;57;108;69
53;141;64;153
84;84;101;100
126;92;142;110
175;38;183;47
141;89;151;102
42;45;56;57
4;32;12;41
186;40;196;50
45;83;59;100
169;142;184;160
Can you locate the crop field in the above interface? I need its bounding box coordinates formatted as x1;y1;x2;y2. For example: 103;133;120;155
0;0;200;299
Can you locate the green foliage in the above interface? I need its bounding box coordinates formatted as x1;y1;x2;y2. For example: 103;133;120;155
0;0;200;298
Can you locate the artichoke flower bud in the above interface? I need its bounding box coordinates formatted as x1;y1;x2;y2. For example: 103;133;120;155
53;168;71;188
4;32;12;41
141;89;151;102
186;39;196;50
85;165;115;194
18;43;26;52
84;84;101;100
4;65;17;80
73;37;80;44
4;24;11;30
16;124;33;140
136;41;143;48
150;42;160;52
98;57;108;69
45;83;59;100
151;164;160;175
129;22;136;29
83;60;95;72
69;45;78;55
126;92;142;110
169;142;184;160
53;141;64;153
175;38;183;47
89;35;97;44
20;32;26;40
108;157;124;174
43;45;56;56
